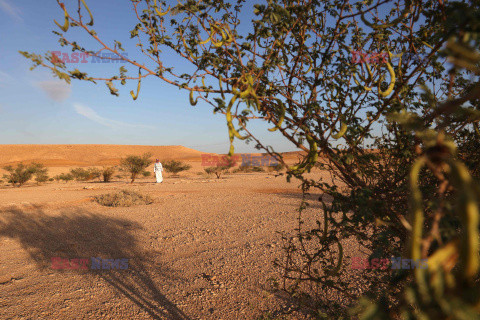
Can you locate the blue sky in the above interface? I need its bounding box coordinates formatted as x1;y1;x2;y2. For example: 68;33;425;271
0;0;296;153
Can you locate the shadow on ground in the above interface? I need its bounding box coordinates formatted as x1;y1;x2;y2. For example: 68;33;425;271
0;205;189;320
267;191;331;210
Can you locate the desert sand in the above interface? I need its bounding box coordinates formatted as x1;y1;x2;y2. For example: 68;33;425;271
0;145;355;319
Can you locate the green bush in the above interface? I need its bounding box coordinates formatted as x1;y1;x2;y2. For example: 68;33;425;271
204;156;236;179
30;163;49;184
120;153;152;183
2;162;46;187
94;190;153;207
54;173;74;183
101;166;116;182
267;163;286;173
70;167;101;181
142;171;151;177
35;171;49;184
204;165;230;179
162;160;191;175
233;166;265;173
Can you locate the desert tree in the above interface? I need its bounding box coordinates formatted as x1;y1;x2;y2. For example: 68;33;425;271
2;163;46;187
205;155;237;178
120;153;153;183
204;166;225;179
22;0;480;317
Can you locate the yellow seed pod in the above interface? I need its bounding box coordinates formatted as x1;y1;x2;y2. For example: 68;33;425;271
54;3;70;32
218;75;225;100
208;22;234;48
226;95;248;140
288;133;318;174
378;61;396;97
228;143;235;156
324;240;343;276
306;135;318;164
81;0;94;26
199;35;211;45
426;240;460;273
408;156;430;300
365;62;374;80
352;73;372;91
154;0;171;17
130;68;142;100
447;160;480;280
332;122;347;139
189;89;198;106
182;37;200;60
268;100;285;132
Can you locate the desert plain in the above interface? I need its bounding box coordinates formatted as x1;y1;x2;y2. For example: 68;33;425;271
0;145;358;320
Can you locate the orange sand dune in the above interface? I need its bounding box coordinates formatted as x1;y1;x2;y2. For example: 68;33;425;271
0;145;305;169
0;144;210;167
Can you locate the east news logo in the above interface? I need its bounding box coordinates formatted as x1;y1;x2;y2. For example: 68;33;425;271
51;257;129;270
351;257;428;270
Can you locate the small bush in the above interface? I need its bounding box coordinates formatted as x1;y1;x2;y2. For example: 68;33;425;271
142;171;151;177
35;171;49;184
55;173;74;183
101;166;116;182
30;163;49;184
267;163;286;173
94;190;153;207
69;168;86;181
120;153;153;183
233;166;265;173
204;165;230;179
162;160;191;175
70;167;101;181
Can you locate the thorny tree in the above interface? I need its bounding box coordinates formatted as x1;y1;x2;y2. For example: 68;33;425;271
22;0;480;318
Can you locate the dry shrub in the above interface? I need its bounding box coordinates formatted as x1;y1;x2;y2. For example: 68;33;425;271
70;167;101;181
101;166;116;182
162;160;191;175
94;190;153;207
233;166;265;173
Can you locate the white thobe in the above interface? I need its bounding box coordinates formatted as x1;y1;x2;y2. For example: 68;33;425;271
154;162;163;183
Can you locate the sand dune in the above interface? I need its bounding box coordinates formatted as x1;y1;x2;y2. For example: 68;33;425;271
0;144;304;167
0;144;209;166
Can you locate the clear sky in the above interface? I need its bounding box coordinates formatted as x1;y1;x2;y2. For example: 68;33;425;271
0;0;297;154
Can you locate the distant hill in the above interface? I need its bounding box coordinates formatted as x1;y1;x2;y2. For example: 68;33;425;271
0;145;209;167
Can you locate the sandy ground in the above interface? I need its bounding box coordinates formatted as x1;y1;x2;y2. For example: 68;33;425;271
0;173;331;320
0;146;363;319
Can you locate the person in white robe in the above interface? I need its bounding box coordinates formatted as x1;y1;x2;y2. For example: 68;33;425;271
154;159;163;183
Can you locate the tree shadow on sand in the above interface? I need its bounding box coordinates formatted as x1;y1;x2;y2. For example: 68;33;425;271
272;192;332;209
0;205;190;320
